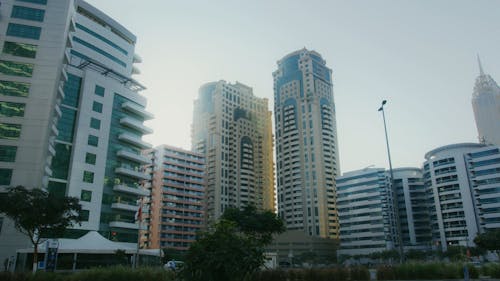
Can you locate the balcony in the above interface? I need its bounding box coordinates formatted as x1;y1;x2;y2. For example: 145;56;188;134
122;102;154;120
118;133;152;149
109;221;139;230
115;167;150;180
120;117;153;134
114;184;150;196
117;149;150;164
111;202;139;212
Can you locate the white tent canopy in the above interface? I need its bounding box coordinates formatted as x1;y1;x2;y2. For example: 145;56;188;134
17;231;160;256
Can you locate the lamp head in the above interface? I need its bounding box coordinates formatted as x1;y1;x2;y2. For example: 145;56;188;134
381;100;387;106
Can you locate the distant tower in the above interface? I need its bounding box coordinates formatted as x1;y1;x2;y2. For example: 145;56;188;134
472;56;500;146
191;81;275;222
273;49;340;238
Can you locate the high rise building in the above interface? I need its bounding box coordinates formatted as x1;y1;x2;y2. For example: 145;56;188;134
145;145;205;251
337;168;398;256
337;167;432;256
273;48;340;238
0;0;76;263
424;143;500;250
472;57;500;146
0;0;153;262
393;168;431;250
192;80;274;222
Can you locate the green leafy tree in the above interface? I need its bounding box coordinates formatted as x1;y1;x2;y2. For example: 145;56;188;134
183;206;284;281
0;186;82;271
474;229;500;256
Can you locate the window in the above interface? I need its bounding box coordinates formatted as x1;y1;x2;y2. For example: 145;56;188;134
11;6;45;22
94;85;105;97
0;101;25;117
6;23;41;40
92;101;103;113
73;37;126;67
83;171;94;183
2;41;37;58
87;135;98;147
0;123;21;139
0;169;13;185
81;190;92;202
0;217;3;234
48;181;66;198
85;153;96;165
75;23;128;55
0;146;17;162
80;210;90;222
0;80;30;97
16;0;47;4
90;118;101;130
0;60;34;77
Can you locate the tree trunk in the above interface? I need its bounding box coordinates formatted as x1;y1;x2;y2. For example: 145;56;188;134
32;242;38;273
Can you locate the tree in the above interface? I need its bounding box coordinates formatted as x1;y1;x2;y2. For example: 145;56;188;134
0;186;82;272
183;206;284;281
474;229;500;256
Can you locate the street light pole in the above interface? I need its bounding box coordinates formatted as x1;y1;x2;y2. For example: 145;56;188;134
378;100;404;263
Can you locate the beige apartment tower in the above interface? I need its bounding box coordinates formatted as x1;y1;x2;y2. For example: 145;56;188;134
273;49;340;239
192;81;275;222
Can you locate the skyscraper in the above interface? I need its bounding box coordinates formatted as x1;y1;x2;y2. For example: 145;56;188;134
472;57;500;146
192;80;274;222
273;49;340;238
0;0;153;262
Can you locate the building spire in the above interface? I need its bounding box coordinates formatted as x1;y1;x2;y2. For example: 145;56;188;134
477;54;485;76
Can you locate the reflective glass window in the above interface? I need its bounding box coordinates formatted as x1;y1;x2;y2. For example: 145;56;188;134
85;153;96;165
83;171;94;183
0;80;30;97
90;118;101;130
92;101;103;113
0;101;25;117
2;41;37;58
6;23;41;40
11;6;45;22
0;60;33;77
0;145;17;162
0;169;13;185
0;123;21;139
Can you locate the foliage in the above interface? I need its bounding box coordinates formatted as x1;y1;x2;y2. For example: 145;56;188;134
183;206;284;281
251;267;365;281
0;186;82;271
369;249;400;261
0;267;175;281
404;250;427;261
474;229;500;252
220;205;285;244
482;263;500;278
376;262;478;280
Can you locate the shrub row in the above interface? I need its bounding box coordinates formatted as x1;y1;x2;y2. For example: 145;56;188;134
376;263;479;280
252;266;370;281
0;266;175;281
482;263;500;278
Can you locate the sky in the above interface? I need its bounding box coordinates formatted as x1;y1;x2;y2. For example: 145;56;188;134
87;0;500;173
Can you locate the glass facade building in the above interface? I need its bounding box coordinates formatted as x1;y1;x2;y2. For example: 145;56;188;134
0;0;153;263
273;49;340;238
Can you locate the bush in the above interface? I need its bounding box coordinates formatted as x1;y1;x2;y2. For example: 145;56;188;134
350;266;369;281
482;263;500;278
375;262;478;280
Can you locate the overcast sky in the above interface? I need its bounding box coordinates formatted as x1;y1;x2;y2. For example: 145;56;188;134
86;0;500;173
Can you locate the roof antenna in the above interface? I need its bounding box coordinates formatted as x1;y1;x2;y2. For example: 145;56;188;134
477;54;485;76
